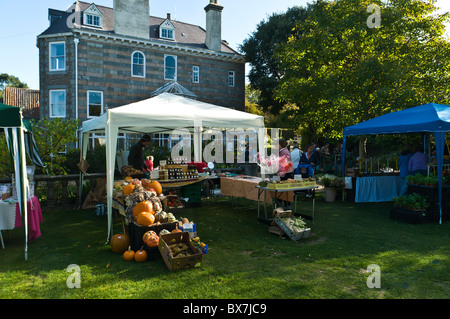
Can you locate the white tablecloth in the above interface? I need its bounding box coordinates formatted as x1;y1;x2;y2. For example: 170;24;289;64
355;176;401;203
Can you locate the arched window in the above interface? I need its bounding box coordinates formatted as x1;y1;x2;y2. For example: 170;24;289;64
132;51;145;77
164;55;177;80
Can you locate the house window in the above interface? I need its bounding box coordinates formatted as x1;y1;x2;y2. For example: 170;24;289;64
165;55;177;81
49;42;65;71
192;66;200;83
87;91;103;118
86;14;101;27
49;90;66;118
161;28;174;40
228;71;235;87
132;51;145;77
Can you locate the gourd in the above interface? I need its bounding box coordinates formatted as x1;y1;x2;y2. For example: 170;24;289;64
148;180;163;195
132;201;154;220
122;246;135;261
172;228;182;233
110;234;130;254
143;230;159;247
123;184;135;196
136;212;155;226
134;247;148;262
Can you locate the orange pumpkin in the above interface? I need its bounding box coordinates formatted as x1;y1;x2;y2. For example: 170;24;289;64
123;184;135;196
143;231;159;247
122;246;135;261
172;228;182;234
132;201;154;220
134;247;148;262
148;181;163;195
110;234;130;254
136;212;155;226
141;179;151;188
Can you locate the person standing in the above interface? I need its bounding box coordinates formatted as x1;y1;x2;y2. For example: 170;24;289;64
290;142;301;170
145;155;154;171
408;146;428;176
279;139;294;180
398;145;413;195
300;144;319;169
128;134;151;172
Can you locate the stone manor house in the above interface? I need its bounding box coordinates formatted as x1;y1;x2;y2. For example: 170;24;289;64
37;0;246;147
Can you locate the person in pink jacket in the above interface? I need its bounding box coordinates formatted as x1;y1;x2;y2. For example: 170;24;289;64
278;139;294;180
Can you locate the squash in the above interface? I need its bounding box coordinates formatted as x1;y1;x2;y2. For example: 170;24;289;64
132;201;154;220
148;180;163;195
172;228;182;233
122;246;135;261
123;184;135;196
110;234;130;254
124;176;133;183
143;230;159;247
134;247;148;262
136;212;155;226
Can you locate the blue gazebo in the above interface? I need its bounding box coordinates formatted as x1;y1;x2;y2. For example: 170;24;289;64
342;103;450;224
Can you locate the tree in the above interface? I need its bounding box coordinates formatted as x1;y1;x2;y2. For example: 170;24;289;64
0;73;28;103
30;118;79;175
240;6;310;114
274;0;450;146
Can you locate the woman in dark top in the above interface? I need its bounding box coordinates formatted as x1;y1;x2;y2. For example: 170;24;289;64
300;144;319;168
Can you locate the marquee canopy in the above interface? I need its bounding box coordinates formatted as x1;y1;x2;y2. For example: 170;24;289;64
342;103;450;224
0;103;44;260
80;93;266;240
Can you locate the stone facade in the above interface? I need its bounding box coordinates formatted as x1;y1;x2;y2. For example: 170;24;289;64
37;1;246;123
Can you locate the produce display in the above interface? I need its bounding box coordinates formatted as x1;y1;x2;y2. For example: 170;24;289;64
111;175;207;268
279;216;307;234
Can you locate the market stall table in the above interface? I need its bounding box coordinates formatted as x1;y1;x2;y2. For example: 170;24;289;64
354;175;401;203
256;185;318;222
0;196;42;249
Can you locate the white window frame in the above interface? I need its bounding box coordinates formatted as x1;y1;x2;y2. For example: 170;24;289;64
131;51;146;78
85;14;102;27
49;89;66;118
87;90;104;118
49;41;66;71
164;55;177;81
192;66;200;83
161;28;174;40
228;71;235;87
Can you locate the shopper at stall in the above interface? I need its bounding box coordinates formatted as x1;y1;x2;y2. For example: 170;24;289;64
128;134;151;172
145;155;154;171
398;144;414;195
290;142;301;170
300;144;319;169
279;139;294;180
408;145;428;176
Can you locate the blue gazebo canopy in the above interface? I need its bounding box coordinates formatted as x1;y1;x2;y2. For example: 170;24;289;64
342;103;450;224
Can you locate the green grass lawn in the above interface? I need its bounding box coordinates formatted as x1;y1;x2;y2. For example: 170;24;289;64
0;195;449;299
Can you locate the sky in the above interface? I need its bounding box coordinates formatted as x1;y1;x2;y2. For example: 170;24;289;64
1;0;450;90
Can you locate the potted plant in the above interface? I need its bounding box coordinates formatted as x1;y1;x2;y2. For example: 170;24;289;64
320;175;345;202
391;192;430;223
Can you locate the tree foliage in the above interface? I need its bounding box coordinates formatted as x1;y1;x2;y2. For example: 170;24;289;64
240;6;310;114
274;0;450;141
30;118;79;175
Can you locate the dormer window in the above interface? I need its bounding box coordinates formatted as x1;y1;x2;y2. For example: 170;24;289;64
159;15;175;41
83;4;103;28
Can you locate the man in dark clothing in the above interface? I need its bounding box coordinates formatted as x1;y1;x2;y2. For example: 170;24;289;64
128;134;151;172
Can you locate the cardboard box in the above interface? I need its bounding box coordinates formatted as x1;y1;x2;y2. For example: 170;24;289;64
158;232;202;271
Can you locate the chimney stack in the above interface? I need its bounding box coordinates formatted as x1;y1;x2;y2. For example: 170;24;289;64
114;0;150;39
204;0;223;51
